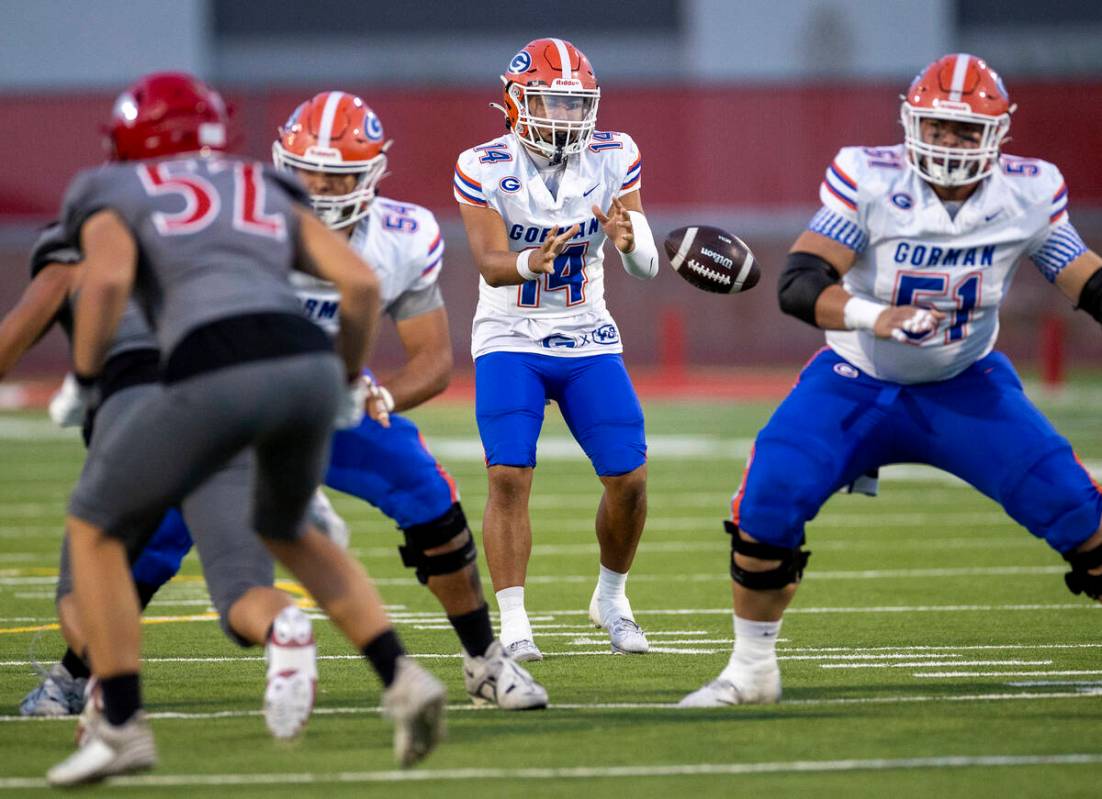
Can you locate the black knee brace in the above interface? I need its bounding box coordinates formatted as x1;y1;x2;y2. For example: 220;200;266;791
399;503;478;585
725;521;810;590
1063;544;1102;600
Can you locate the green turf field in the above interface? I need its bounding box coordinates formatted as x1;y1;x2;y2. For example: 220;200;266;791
2;393;1102;796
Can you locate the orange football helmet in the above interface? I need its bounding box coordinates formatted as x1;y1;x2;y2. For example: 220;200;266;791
272;91;391;229
494;38;600;165
900;53;1015;187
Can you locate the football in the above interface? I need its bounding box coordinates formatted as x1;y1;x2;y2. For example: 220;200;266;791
664;225;760;294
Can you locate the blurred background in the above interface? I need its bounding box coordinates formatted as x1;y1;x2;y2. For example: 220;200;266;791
2;0;1101;395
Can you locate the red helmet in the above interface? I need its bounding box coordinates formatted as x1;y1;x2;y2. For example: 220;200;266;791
108;72;229;161
900;54;1014;187
495;38;600;164
272;91;391;229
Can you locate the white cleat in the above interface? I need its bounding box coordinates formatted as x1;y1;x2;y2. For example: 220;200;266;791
607;617;649;654
19;663;87;717
589;586;648;654
382;657;447;768
678;664;782;708
46;710;157;787
464;640;548;710
264;606;317;739
504;638;544;663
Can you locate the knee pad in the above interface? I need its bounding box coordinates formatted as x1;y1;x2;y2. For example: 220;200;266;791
725;521;810;590
1064;544;1102;600
399;503;478;585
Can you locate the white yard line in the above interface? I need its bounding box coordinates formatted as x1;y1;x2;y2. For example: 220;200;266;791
3;753;1102;790
916;671;1102;678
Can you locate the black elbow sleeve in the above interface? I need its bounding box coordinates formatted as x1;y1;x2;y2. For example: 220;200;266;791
777;251;841;326
1076;266;1102;324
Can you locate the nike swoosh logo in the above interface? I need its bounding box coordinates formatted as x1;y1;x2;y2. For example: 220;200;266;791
583;184;599;197
984;211;1002;222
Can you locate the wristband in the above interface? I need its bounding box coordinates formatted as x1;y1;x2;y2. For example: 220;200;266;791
843;296;886;331
516;249;539;282
620;210;659;279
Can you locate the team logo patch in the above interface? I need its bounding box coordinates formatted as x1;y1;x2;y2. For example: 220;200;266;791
499;176;521;193
833;363;859;379
364;110;384;141
592;324;620;345
508;51;532;74
891;192;913;210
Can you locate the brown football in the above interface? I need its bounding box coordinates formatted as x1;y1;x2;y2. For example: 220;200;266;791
664;225;760;294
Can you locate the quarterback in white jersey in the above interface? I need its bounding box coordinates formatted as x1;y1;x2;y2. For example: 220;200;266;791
682;54;1102;709
275;91;547;711
455;38;660;664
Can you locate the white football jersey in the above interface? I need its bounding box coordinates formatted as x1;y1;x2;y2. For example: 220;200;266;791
454;131;642;359
812;144;1086;383
292;197;445;335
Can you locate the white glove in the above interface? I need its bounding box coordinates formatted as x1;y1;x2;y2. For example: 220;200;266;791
48;373;93;428
333;377;367;430
890;308;939;342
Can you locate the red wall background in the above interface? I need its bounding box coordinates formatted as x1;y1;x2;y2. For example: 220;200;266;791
4;81;1102;217
2;82;1101;378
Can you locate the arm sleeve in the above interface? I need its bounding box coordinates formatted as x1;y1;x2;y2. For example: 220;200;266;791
453;152;488;207
808;148;869;252
386;282;445;322
617;133;642;197
1025;166;1084;283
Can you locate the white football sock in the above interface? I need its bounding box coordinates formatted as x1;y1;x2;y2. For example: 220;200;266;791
720;615;781;682
495;586;532;645
596;564;633;624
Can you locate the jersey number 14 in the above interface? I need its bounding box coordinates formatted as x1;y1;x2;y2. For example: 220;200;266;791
518;242;590;308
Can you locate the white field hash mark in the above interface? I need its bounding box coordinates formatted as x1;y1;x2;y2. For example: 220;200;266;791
2;691;1102;726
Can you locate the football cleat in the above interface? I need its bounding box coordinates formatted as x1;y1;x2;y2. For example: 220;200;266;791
19;663;87;717
504;638;544;663
263;606;317;739
46;710;157;787
607;617;649;655
589;586;649;654
677;664;782;708
463;640;548;710
381;657;447;768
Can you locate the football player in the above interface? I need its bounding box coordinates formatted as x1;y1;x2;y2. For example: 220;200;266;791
273;90;546;709
454;38;660;662
681;54;1102;707
45;72;445;785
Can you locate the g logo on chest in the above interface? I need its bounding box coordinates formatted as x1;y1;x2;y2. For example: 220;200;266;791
499;176;521;193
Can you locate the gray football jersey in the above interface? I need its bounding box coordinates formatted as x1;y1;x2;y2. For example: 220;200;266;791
29;222;158;361
60;158;310;356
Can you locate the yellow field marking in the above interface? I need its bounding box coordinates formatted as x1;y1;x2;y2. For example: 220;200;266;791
0;570;314;633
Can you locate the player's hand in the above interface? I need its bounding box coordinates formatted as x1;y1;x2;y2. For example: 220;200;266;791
531;225;579;274
873;305;946;342
593;197;634;253
363;376;393;428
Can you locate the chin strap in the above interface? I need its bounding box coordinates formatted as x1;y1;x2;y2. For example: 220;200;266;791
489;102;511;131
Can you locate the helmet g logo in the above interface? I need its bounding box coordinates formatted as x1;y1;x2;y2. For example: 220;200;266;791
508;51;532;74
364;111;383;142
